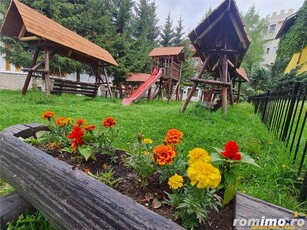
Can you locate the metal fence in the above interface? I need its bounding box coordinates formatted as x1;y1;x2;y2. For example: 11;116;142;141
248;81;307;202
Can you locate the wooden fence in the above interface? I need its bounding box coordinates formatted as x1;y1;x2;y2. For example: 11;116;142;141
248;81;307;202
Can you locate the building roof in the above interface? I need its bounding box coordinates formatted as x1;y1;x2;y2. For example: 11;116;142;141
148;46;185;61
189;0;251;68
275;12;298;39
0;0;118;67
126;73;151;82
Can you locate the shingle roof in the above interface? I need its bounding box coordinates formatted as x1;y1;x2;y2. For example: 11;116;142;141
0;0;118;67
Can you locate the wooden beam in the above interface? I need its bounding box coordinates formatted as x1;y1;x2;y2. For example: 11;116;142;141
221;53;228;114
44;47;50;97
181;53;212;112
22;47;40;95
102;67;113;99
19;36;41;41
191;78;232;87
18;25;26;39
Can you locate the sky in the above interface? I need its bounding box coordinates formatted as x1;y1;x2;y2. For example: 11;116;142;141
153;0;305;35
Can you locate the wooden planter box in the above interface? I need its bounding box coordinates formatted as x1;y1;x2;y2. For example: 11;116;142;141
0;124;183;229
0;124;296;230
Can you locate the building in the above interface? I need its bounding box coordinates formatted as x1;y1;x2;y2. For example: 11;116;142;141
261;9;295;67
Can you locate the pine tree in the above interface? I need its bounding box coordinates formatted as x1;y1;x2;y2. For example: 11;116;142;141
160;13;174;47
173;16;185;46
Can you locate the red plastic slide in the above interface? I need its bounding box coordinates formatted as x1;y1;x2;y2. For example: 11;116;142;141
122;68;163;106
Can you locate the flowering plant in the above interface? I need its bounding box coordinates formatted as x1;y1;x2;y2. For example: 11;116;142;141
40;111;118;162
211;140;260;204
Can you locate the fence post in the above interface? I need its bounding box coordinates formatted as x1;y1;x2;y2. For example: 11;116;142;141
298;170;307;202
281;82;300;142
261;91;270;122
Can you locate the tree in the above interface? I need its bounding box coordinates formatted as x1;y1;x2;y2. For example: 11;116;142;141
240;4;267;72
160;13;174;47
130;0;160;73
275;0;307;72
173;16;185;46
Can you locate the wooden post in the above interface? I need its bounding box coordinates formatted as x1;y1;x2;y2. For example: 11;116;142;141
237;78;242;102
228;71;234;105
103;66;113;99
181;53;211;112
44;47;50;97
221;53;228;114
22;47;40;95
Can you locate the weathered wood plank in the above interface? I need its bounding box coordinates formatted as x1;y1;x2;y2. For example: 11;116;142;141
0;127;183;230
235;192;295;230
0;193;36;229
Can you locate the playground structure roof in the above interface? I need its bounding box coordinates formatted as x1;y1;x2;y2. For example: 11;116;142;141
189;0;251;68
126;73;151;82
228;60;250;82
149;46;185;61
0;0;118;67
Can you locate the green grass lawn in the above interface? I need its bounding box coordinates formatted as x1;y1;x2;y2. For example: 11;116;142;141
0;89;306;212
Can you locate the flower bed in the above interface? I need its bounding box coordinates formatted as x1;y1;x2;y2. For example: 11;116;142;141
0;111;259;229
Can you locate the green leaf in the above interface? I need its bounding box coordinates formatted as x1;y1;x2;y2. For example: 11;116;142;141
224;172;236;186
223;186;236;205
79;146;93;161
210;151;226;162
240;152;260;167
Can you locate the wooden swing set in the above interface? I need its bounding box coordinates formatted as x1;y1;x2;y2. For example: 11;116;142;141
0;0;118;98
181;0;251;113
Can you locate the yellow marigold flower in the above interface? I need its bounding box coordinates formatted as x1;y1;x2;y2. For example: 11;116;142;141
144;138;153;145
187;161;221;189
164;128;183;145
187;148;211;165
66;117;73;125
168;174;184;189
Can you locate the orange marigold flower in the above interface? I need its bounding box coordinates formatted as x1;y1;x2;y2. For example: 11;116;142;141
56;117;68;127
42;111;55;121
84;124;96;132
75;118;86;127
164;128;183;145
152;144;176;166
102;117;116;128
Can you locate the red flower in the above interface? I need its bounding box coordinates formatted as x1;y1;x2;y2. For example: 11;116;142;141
102;117;116;128
221;141;242;161
68;126;84;150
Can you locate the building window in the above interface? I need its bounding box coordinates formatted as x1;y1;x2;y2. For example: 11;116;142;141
16;64;21;72
266;48;270;54
273;47;277;53
5;59;11;71
269;24;276;33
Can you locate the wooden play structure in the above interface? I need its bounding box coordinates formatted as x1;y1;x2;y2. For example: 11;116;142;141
122;46;185;106
181;0;251;113
0;0;118;97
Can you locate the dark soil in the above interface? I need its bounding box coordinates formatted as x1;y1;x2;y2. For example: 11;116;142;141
44;148;234;230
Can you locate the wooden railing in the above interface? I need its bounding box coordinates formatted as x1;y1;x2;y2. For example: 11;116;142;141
248;82;307;202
